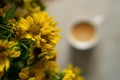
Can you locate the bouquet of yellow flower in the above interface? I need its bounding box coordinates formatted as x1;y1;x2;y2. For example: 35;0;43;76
0;0;84;80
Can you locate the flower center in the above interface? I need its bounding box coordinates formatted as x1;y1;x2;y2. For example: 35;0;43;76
0;46;7;52
29;25;40;35
33;47;41;57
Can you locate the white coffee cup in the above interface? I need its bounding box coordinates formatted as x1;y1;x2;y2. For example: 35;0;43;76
66;15;104;50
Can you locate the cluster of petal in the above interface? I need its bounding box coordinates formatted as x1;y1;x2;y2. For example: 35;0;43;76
14;11;60;51
62;65;84;80
19;61;59;80
0;40;21;76
12;11;61;67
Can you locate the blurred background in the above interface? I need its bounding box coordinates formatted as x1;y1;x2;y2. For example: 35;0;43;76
45;0;120;80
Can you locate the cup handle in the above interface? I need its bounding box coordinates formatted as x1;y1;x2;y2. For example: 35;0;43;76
93;15;104;25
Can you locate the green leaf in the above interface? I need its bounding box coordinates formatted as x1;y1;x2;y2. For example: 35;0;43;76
17;61;25;69
39;1;46;11
3;3;16;24
53;73;65;80
0;24;12;40
7;32;12;39
0;24;11;31
20;43;29;50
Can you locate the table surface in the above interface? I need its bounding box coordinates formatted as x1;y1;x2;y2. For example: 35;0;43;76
46;0;120;80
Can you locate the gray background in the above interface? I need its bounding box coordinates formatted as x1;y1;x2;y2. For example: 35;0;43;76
46;0;120;80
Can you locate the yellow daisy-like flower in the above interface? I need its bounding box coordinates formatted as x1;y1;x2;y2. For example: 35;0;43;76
45;48;57;60
19;60;46;80
20;60;59;80
19;67;45;80
18;11;60;45
17;11;60;63
45;61;59;74
62;69;76;80
0;54;9;72
62;65;84;80
19;67;30;80
0;40;21;58
18;11;60;51
0;40;21;73
27;44;57;66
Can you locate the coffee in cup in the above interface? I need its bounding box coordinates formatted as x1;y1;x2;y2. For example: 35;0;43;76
72;22;96;42
66;16;103;50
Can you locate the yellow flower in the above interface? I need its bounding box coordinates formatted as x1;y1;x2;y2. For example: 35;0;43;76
10;47;21;58
19;67;30;80
30;68;45;80
32;6;41;13
20;60;60;80
19;61;46;80
0;40;21;73
62;65;84;80
76;76;84;80
0;40;21;57
45;48;57;60
17;11;60;66
27;44;57;66
62;69;76;80
28;78;36;80
17;11;60;51
0;53;9;78
13;11;60;64
0;54;9;72
27;45;42;65
45;61;59;74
